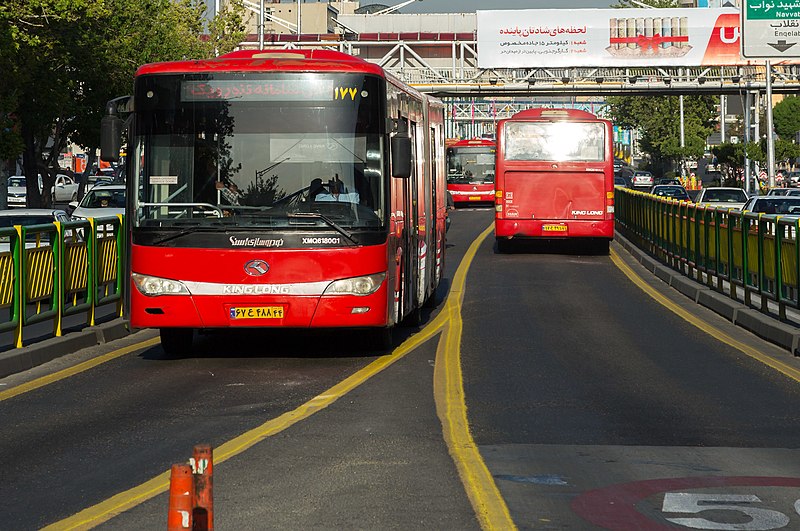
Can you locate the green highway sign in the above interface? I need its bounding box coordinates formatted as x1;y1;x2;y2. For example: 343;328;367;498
742;1;800;58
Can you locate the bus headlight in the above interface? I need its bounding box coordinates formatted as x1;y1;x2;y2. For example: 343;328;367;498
132;273;190;296
323;273;385;296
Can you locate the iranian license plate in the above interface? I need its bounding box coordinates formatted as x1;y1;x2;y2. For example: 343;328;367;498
542;224;568;233
230;306;285;319
469;196;481;201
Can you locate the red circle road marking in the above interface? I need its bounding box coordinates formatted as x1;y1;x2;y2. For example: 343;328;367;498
571;476;800;530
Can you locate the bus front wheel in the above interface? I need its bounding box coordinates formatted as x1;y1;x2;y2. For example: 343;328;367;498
160;328;193;356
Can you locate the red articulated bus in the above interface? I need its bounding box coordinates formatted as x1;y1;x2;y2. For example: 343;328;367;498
494;108;615;253
446;138;496;205
100;49;447;353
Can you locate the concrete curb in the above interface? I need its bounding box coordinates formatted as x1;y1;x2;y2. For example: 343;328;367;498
615;233;800;357
0;318;131;379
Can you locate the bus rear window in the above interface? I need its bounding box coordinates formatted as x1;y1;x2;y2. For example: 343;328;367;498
504;122;605;162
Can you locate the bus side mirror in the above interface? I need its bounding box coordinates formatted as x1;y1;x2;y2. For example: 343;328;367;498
391;134;412;179
100;113;123;163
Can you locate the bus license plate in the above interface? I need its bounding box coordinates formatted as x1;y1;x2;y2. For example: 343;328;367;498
469;196;481;201
542;224;568;233
230;306;285;319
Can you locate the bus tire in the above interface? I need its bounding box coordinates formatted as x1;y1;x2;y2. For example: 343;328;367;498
369;327;393;351
401;305;422;327
592;239;610;255
496;238;513;253
160;328;193;356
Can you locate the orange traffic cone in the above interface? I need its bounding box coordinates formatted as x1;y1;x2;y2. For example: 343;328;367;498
191;444;214;531
168;464;195;530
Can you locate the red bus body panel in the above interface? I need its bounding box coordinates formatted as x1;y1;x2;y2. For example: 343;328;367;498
129;244;392;329
126;49;445;335
495;109;614;241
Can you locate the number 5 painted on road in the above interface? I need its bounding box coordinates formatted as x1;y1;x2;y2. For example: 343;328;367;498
662;493;790;530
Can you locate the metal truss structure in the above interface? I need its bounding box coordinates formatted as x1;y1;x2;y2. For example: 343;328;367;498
239;35;800;98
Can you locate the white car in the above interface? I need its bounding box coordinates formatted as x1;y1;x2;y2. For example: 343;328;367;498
631;170;655;189
6;175;29;208
70;184;126;220
694;187;749;211
6;173;78;206
52;174;79;203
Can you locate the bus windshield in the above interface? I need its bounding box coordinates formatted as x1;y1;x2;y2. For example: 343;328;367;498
131;72;386;230
446;146;495;184
504;121;605;162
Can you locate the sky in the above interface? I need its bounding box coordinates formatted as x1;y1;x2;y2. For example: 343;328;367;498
398;0;617;14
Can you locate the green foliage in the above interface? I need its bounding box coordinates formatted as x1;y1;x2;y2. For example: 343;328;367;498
772;96;800;141
607;94;717;174
0;0;246;206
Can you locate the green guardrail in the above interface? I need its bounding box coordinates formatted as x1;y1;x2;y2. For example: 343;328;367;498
0;215;125;348
616;188;800;321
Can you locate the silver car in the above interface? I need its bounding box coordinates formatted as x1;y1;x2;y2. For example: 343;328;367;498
70;184;126;220
631;170;654;189
6;175;28;208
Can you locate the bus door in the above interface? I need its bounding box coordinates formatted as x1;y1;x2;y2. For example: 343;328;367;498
404;119;420;317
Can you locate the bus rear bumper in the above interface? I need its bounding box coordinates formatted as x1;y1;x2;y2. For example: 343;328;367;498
495;218;614;239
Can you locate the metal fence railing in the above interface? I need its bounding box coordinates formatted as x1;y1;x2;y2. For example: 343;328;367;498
616;188;800;322
0;216;124;348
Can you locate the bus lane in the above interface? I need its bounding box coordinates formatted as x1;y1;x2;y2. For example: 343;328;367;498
0;208;493;530
459;235;800;530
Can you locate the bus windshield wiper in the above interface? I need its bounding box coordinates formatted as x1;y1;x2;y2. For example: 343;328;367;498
286;212;357;245
149;221;235;245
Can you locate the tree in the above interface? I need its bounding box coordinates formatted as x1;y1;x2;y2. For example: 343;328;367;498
772;96;800;142
607;94;717;175
0;0;246;207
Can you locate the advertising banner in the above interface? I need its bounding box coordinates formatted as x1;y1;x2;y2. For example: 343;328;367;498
477;8;757;68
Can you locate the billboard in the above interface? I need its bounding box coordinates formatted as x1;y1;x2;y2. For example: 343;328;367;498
477;8;760;68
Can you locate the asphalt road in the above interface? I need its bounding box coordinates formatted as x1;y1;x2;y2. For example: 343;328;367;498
1;205;799;530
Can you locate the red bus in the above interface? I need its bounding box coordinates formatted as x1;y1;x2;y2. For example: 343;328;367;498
446;138;496;205
494;108;614;253
101;49;447;353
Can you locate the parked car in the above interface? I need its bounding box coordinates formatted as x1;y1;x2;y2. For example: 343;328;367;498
694;187;749;210
70;184;126;220
766;188;800;197
0;208;71;251
631;170;655;189
785;171;800;187
650;184;692;201
741;196;800;215
6;175;28;208
84;174;115;190
52;174;79;203
7;173;78;206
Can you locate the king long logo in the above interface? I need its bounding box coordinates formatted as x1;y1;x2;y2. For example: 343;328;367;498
244;259;269;276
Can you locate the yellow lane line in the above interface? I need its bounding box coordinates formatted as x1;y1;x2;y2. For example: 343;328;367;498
433;225;516;531
610;247;800;383
0;337;162;402
43;330;438;530
44;223;514;530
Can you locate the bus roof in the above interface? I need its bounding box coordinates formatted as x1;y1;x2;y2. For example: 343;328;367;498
509;108;599;121
135;49;386;78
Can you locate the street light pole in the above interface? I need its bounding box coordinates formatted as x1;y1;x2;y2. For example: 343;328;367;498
765;60;776;189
